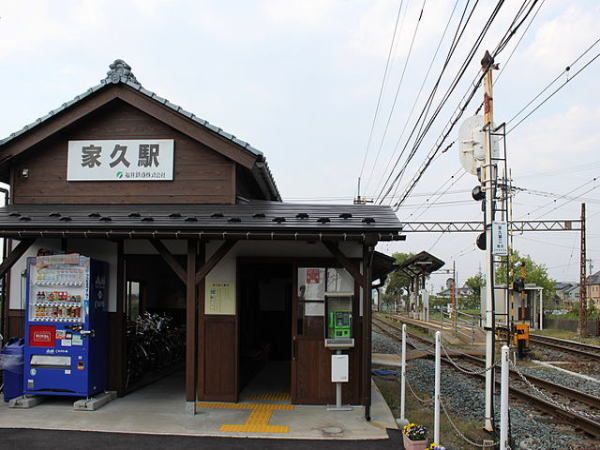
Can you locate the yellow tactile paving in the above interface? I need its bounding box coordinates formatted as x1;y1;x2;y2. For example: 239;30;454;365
196;400;295;434
245;392;291;402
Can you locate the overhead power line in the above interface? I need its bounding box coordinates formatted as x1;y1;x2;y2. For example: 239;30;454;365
387;0;541;209
364;0;427;195
358;0;406;181
506;45;600;134
375;0;484;204
372;0;463;199
382;0;517;206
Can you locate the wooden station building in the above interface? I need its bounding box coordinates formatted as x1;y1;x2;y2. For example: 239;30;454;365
0;60;404;418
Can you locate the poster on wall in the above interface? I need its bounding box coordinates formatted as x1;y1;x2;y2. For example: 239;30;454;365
67;139;174;181
298;267;325;301
205;282;235;315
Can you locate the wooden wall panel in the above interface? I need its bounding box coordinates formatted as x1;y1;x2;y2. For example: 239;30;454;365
6;310;24;339
201;316;237;401
294;337;360;405
12;101;236;205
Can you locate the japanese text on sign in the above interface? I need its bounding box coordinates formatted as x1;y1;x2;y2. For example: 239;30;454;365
492;221;508;256
67;140;174;181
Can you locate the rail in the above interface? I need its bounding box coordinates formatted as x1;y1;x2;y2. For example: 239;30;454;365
372;316;600;437
529;334;600;361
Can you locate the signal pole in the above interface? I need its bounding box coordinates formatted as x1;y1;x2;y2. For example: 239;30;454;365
482;51;497;433
451;260;457;330
579;203;587;337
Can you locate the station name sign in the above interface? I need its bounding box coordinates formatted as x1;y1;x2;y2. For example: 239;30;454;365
67;139;174;181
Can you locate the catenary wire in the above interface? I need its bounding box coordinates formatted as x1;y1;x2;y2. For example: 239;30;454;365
382;0;513;206
388;1;543;209
364;0;427;195
372;0;463;199
358;0;406;182
374;0;482;204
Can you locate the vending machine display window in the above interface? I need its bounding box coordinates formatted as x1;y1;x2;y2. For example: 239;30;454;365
27;257;87;324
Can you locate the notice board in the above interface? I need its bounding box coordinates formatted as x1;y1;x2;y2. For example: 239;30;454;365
205;282;235;315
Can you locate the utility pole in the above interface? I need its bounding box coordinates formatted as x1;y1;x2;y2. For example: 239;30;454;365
451;260;457;330
579;203;587;337
482;50;497;433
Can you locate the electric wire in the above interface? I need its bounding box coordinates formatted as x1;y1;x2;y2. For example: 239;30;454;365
507;49;600;134
364;0;427;195
517;177;598;219
411;170;467;219
382;0;513;207
358;0;406;182
372;0;462;199
474;0;546;114
374;0;481;204
505;36;600;134
388;0;542;209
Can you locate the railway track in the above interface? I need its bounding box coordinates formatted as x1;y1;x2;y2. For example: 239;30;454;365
372;316;600;438
530;333;600;361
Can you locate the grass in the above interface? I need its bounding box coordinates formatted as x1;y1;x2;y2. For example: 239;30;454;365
532;328;600;345
374;375;493;449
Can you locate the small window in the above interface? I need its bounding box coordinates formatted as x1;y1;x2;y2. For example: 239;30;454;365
126;280;142;319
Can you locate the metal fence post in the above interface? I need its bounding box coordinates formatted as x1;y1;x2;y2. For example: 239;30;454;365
500;345;509;450
434;331;441;444
400;324;407;423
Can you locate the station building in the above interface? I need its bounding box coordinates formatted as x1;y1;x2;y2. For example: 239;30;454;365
0;60;403;418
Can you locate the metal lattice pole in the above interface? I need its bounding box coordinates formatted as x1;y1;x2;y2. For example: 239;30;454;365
579;203;588;337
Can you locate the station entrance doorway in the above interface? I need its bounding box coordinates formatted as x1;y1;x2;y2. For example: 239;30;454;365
239;261;293;402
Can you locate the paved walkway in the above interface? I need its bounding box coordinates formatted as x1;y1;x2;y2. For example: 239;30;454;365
1;428;404;450
0;371;396;441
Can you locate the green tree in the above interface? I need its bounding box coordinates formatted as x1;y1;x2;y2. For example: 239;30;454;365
382;252;414;309
463;272;483;309
495;250;556;301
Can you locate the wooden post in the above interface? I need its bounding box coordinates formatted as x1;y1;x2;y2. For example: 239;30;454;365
579;203;587;337
186;239;198;411
362;237;375;420
116;240;127;394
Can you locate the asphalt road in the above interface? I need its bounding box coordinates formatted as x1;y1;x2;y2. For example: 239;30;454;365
1;428;405;450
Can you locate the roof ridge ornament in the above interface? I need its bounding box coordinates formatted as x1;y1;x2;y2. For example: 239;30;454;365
104;59;140;86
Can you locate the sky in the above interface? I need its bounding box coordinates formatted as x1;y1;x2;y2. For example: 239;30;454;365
1;0;599;292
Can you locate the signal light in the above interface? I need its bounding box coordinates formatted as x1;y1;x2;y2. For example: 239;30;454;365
513;277;525;293
476;232;486;250
472;185;485;201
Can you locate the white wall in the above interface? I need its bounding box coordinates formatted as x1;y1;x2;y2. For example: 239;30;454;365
205;240;364;315
8;239;62;309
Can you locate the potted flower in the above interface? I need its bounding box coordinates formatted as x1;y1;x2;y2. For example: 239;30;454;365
428;444;446;450
402;423;428;450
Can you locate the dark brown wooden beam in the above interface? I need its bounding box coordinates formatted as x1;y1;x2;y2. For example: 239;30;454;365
186;239;198;405
116;240;126;395
195;240;236;285
196;240;206;401
0;239;34;279
362;241;375;420
321;241;364;288
149;239;186;284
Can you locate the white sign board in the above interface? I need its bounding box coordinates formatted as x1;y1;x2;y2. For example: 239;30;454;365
67;139;174;181
331;354;349;383
492;221;508;256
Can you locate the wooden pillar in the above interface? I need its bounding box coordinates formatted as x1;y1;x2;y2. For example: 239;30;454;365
196;240;206;402
116;240;127;394
362;237;375;420
185;239;198;410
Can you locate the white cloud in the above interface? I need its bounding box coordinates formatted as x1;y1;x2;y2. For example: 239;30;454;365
522;4;600;73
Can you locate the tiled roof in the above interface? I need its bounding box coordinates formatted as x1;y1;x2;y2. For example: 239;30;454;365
0;201;403;239
0;60;262;156
0;59;280;200
587;271;600;285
